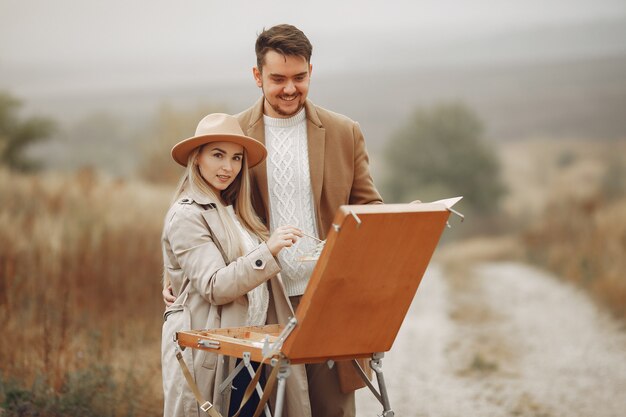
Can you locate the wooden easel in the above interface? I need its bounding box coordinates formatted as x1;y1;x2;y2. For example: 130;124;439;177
176;202;452;417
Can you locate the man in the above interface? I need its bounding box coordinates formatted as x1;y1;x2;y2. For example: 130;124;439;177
165;24;382;416
237;24;382;417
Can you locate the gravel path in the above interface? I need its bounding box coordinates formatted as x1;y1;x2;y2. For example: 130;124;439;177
355;262;626;417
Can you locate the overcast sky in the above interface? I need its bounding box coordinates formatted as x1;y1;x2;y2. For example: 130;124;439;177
2;0;626;97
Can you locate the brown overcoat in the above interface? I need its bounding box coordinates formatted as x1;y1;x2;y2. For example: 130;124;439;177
236;98;383;391
161;189;312;417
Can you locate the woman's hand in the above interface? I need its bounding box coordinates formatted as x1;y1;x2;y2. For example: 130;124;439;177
162;285;176;307
266;225;303;256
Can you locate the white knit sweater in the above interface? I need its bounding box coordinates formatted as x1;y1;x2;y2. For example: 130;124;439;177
264;109;319;296
226;206;268;326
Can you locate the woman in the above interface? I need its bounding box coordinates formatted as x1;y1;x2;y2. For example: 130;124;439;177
161;113;312;417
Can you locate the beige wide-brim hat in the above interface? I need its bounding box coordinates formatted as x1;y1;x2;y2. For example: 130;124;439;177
171;113;267;167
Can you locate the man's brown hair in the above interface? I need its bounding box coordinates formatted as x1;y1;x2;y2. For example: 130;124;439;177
255;24;313;71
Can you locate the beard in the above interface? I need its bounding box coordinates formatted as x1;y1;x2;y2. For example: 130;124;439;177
262;89;305;118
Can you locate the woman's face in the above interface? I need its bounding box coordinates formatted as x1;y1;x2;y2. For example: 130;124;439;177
196;141;244;193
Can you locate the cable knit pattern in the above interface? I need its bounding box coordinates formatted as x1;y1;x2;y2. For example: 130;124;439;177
264;109;319;296
226;206;269;326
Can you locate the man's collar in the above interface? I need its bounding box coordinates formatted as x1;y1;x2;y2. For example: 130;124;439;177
248;97;322;128
248;96;265;127
304;99;322;128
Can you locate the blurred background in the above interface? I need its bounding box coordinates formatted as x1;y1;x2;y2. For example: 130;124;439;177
1;1;625;416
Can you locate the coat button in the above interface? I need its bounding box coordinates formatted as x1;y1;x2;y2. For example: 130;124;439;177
182;198;189;202
255;259;263;267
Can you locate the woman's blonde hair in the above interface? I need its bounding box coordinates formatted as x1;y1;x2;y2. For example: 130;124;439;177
171;145;269;262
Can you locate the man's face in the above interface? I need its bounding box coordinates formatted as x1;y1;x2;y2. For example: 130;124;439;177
253;50;312;118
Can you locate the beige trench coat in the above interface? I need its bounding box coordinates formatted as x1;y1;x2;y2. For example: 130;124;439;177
161;190;312;417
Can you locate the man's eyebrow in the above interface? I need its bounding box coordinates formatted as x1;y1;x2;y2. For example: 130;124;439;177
268;71;308;78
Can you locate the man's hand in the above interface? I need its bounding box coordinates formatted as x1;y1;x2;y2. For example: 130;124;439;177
163;285;176;307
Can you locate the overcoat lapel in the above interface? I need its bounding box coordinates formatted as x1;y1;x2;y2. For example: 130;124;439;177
304;100;326;234
245;99;270;220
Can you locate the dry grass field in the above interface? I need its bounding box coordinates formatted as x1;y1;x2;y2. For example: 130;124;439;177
436;138;626;321
0;137;624;416
500;138;626;319
0;168;170;416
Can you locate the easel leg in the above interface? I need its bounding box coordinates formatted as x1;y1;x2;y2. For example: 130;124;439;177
352;353;395;417
272;359;291;417
370;353;394;417
242;352;272;417
218;353;271;417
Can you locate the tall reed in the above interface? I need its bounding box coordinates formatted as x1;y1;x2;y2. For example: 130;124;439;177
0;168;170;416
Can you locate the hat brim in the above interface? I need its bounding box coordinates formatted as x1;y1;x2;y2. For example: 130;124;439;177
171;133;267;168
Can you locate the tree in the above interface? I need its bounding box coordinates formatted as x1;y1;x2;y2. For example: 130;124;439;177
0;91;55;171
382;102;505;214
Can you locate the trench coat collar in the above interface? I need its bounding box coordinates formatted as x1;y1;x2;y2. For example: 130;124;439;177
244;97;326;217
183;187;214;205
